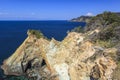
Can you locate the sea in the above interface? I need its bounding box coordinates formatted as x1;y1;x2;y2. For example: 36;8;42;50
0;20;85;77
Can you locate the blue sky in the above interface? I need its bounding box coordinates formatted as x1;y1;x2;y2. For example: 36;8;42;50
0;0;119;20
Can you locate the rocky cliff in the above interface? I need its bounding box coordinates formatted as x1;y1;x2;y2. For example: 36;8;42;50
1;12;120;80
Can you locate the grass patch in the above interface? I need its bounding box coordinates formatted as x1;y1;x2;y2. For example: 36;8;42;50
96;39;115;48
71;26;84;33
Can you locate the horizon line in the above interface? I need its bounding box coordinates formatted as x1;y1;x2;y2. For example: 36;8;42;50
0;20;69;21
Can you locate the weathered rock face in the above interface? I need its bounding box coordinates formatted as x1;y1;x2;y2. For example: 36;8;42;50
1;30;117;80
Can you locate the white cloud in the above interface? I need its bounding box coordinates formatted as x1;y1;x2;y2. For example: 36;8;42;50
0;12;8;15
86;12;93;16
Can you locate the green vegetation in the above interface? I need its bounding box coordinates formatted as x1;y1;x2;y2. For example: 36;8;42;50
71;16;92;22
99;25;116;41
98;11;120;25
72;12;120;49
96;39;115;48
85;11;120;32
90;11;120;25
71;26;84;33
28;29;46;39
85;12;120;48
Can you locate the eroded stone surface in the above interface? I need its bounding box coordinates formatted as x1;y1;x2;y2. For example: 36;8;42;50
1;32;117;80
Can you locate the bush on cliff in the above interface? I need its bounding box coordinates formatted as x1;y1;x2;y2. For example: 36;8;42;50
85;11;120;32
28;29;46;39
71;26;84;33
84;12;120;48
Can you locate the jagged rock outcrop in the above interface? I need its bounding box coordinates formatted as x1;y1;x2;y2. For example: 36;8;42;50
1;31;117;80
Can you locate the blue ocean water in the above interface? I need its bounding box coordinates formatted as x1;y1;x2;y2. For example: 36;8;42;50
0;20;85;76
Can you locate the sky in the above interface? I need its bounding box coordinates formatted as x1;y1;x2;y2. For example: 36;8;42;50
0;0;120;20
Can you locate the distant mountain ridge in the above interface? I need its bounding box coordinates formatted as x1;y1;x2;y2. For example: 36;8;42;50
71;12;120;23
71;16;93;22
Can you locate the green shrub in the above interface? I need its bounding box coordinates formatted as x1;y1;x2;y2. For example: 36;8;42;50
94;11;120;25
96;39;115;48
88;11;120;26
71;26;84;33
99;26;115;40
102;11;120;24
28;29;44;39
